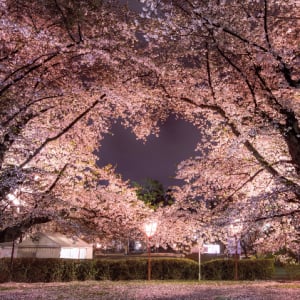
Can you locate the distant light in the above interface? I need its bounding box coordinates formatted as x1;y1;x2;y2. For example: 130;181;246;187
134;241;142;250
7;193;15;201
7;193;21;205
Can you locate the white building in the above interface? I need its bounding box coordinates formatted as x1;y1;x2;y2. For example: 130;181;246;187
17;232;93;259
0;242;16;258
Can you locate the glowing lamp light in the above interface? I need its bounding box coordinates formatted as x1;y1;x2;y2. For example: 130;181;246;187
144;221;157;238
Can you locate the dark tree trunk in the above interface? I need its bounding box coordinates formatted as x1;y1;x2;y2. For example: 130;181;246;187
0;216;51;243
284;110;300;175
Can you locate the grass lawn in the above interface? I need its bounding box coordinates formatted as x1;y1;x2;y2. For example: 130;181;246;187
0;280;300;299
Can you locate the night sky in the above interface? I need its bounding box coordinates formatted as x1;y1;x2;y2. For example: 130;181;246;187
97;115;200;189
96;2;200;189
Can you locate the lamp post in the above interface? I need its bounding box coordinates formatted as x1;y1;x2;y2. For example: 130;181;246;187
144;220;157;280
229;220;241;281
233;234;238;281
193;230;202;281
198;239;201;281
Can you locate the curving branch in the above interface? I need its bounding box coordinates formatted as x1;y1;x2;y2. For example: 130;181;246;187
224;160;294;203
53;0;77;43
180;96;300;200
0;105;55;169
254;209;300;222
2;94;63;127
180;0;300;88
263;0;272;50
0;49;19;63
205;42;216;102
0;163;68;243
214;41;258;109
0;52;59;96
20;94;106;168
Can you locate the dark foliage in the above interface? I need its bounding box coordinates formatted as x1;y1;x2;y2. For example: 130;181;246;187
0;257;276;282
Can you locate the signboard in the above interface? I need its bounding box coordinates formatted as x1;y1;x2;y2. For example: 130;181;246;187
227;238;241;255
203;244;220;254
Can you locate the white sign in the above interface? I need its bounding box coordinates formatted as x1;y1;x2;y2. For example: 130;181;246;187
203;244;220;254
227;238;241;255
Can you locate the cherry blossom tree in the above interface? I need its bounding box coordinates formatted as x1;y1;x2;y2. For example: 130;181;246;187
0;0;160;242
133;0;300;251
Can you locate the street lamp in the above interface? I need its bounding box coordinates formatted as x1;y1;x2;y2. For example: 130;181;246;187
193;230;202;281
229;220;241;281
144;220;157;280
197;238;202;281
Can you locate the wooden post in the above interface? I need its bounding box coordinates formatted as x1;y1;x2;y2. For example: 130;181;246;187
10;239;15;280
147;236;151;280
234;235;238;280
198;243;201;281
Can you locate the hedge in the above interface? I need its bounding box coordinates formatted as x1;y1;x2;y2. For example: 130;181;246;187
201;258;274;280
281;265;300;280
0;257;274;282
0;258;198;282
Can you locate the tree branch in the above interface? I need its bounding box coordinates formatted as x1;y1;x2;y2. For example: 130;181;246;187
214;41;258;109
224;160;293;202
20;94;106;168
263;0;272;50
180;96;300;199
255;209;300;222
0;52;59;96
205;42;216;101
0;163;69;242
2;94;63;127
182;0;300;88
54;0;76;43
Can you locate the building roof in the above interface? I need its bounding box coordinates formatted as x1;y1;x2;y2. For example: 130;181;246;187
18;232;92;248
0;242;14;247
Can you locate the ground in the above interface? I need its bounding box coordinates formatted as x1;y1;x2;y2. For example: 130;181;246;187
0;281;300;299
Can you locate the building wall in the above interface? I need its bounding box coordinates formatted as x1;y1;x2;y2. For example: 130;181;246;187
86;247;93;259
17;247;60;258
17;233;93;259
17;247;36;258
60;247;93;259
0;246;17;258
36;247;60;258
17;246;93;259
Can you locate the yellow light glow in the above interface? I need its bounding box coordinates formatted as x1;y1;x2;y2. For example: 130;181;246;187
144;221;157;237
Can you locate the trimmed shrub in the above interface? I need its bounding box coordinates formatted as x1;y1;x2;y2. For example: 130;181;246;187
75;260;96;281
0;258;11;282
109;260;130;280
10;258;37;282
0;257;274;282
201;259;230;280
284;265;300;280
238;259;274;280
60;260;77;281
94;259;112;280
152;258;198;280
124;258;147;280
201;258;274;280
